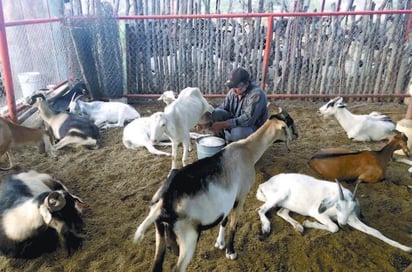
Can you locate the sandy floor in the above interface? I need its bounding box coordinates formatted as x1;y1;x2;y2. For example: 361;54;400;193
0;98;411;272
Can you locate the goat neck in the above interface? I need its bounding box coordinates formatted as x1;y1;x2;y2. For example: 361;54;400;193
35;99;57;123
233;117;287;164
376;138;407;167
333;106;358;133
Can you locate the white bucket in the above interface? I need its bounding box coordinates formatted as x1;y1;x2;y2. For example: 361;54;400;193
18;72;42;98
196;136;225;160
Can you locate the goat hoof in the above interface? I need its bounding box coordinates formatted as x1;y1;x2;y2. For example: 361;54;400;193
294;225;304;233
214;241;225;250
225;250;237;260
261;224;271;234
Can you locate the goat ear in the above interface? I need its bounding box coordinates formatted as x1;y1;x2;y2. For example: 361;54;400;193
39;204;53;224
318;197;335;213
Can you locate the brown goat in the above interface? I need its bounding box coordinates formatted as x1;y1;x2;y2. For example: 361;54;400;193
0;117;55;170
308;130;410;184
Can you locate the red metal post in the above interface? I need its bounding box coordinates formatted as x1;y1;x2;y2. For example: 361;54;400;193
261;15;273;90
0;0;17;122
406;1;412;41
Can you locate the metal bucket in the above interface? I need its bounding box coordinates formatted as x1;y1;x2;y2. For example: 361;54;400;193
196;136;225;159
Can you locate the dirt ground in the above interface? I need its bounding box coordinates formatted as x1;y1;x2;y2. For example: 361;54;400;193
0;98;411;272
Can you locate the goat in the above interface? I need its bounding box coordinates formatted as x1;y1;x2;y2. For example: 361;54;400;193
69;97;140;129
319;97;395;141
157;90;176;106
150;87;214;169
133;104;297;272
49;82;89;112
122;113;211;156
27;93;101;150
123;113;172;156
0;117;56;170
256;173;412;253
308;130;410;185
0;170;84;258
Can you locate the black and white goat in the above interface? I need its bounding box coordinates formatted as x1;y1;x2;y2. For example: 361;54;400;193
133;105;297;272
256;173;412;253
0;170;84;258
27;93;100;150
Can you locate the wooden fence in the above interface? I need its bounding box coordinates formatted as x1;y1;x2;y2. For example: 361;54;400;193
3;0;412;103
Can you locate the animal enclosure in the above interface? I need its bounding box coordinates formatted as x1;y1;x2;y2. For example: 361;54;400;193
0;99;410;271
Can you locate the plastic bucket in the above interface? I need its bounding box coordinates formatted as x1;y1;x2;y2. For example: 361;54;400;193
196;136;225;159
18;72;42;98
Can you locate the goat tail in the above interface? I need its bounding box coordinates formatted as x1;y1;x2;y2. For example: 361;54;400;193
133;199;163;244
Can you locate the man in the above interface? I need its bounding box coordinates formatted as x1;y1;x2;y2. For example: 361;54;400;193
210;67;268;142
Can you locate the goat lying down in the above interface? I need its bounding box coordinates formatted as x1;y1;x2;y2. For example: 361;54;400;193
69;96;140;129
27;94;101;150
123;113;172;156
133;105;298;272
157;90;176;106
319;97;395;141
256;173;412;253
0;170;84;258
122;112;207;156
308;130;410;185
0;117;55;170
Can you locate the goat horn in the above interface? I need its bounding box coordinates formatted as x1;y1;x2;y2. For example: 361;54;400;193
352;180;361;200
70;93;77;103
46;191;66;212
335;179;344;200
27;93;46;105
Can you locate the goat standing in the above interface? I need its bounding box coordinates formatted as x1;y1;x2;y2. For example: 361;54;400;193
133;104;297;272
0;117;55;170
150;87;214;169
256;173;412;253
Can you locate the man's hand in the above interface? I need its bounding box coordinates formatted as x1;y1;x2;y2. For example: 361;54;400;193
211;121;231;134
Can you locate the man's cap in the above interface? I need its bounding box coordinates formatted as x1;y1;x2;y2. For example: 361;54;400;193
224;67;250;88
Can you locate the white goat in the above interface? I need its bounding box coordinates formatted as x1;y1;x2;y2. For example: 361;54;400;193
150;87;214;169
133;105;296;272
319;97;395;141
157;90;176;106
69;97;140;129
256;173;412;253
122;113;171;156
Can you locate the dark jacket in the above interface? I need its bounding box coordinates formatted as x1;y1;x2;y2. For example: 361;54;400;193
218;83;268;129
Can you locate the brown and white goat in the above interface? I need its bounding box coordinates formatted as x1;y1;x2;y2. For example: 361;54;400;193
133;104;297;272
308;130;410;185
0;117;55;170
